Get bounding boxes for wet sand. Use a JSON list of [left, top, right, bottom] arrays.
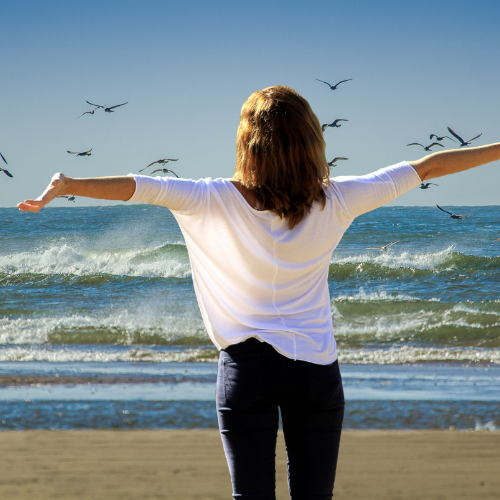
[[0, 430, 499, 499]]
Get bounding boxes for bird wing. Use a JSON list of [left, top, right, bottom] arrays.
[[429, 142, 444, 148], [166, 158, 178, 161], [456, 214, 472, 218], [316, 79, 331, 87], [407, 143, 423, 147], [77, 111, 93, 119], [322, 124, 328, 131], [334, 79, 352, 87], [429, 134, 438, 140], [331, 157, 348, 162], [365, 246, 382, 250], [83, 149, 92, 154], [1, 168, 13, 177], [86, 101, 104, 108], [333, 119, 348, 125], [168, 170, 179, 178], [436, 205, 453, 216], [0, 152, 7, 165], [67, 151, 79, 154], [443, 135, 456, 142], [447, 127, 465, 144], [107, 102, 128, 110], [384, 240, 400, 248], [150, 169, 162, 175], [466, 133, 482, 143]]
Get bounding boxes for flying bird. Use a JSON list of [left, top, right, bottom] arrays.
[[138, 159, 178, 173], [322, 119, 348, 132], [328, 157, 348, 167], [316, 78, 352, 90], [58, 195, 76, 202], [84, 101, 128, 113], [67, 149, 92, 156], [419, 182, 438, 189], [429, 134, 456, 143], [447, 127, 482, 147], [365, 240, 400, 252], [105, 102, 128, 113], [77, 108, 99, 119], [0, 168, 13, 178], [0, 152, 7, 165], [150, 168, 179, 177], [494, 238, 500, 242], [436, 205, 471, 220], [407, 142, 444, 152]]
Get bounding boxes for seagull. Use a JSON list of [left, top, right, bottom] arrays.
[[150, 168, 179, 177], [365, 240, 400, 252], [105, 102, 128, 113], [447, 127, 482, 147], [77, 108, 99, 119], [494, 238, 500, 242], [328, 157, 348, 167], [58, 195, 76, 202], [419, 182, 438, 189], [0, 152, 7, 165], [67, 149, 92, 156], [316, 78, 352, 90], [138, 159, 178, 173], [436, 205, 471, 220], [407, 142, 444, 152], [429, 134, 456, 143], [322, 119, 348, 131], [84, 101, 128, 113], [0, 168, 13, 178]]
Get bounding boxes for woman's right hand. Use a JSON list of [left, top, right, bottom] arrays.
[[17, 173, 68, 213]]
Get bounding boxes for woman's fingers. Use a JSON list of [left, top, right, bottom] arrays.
[[17, 173, 67, 212], [17, 200, 44, 213]]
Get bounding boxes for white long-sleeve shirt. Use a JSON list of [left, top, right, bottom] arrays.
[[129, 161, 421, 364]]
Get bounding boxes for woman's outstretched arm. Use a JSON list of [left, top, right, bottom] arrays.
[[410, 142, 500, 181], [17, 173, 136, 213]]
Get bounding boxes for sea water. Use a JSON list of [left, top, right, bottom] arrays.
[[1, 204, 499, 430]]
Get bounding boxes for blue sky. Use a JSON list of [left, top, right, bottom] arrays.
[[1, 0, 499, 207]]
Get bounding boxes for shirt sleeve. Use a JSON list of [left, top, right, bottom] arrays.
[[328, 161, 421, 218], [127, 174, 210, 215]]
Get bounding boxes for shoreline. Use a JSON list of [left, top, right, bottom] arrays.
[[0, 430, 499, 499]]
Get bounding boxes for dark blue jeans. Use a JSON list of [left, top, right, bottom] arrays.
[[216, 338, 345, 499]]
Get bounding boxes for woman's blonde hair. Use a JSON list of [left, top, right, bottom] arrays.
[[234, 85, 330, 229]]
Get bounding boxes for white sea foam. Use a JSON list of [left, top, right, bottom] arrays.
[[332, 246, 455, 271], [0, 242, 191, 278], [339, 347, 500, 365], [0, 306, 206, 345]]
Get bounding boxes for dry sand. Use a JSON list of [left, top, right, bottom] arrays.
[[0, 429, 499, 499]]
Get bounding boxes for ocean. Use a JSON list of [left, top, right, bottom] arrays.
[[1, 204, 499, 430]]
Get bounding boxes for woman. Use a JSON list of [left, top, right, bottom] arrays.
[[18, 86, 500, 499]]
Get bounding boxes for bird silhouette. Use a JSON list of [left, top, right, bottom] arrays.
[[407, 142, 444, 152], [365, 240, 400, 252], [316, 78, 352, 90], [58, 195, 76, 202], [84, 101, 128, 113], [328, 157, 348, 167], [322, 119, 348, 132], [77, 108, 99, 119], [429, 134, 456, 143], [0, 152, 7, 165], [105, 102, 128, 113], [0, 168, 13, 178], [67, 149, 92, 156], [436, 205, 471, 220], [150, 168, 179, 177], [447, 127, 482, 147], [419, 182, 438, 189], [138, 159, 178, 173]]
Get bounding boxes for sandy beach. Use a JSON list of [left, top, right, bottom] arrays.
[[0, 430, 498, 499]]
